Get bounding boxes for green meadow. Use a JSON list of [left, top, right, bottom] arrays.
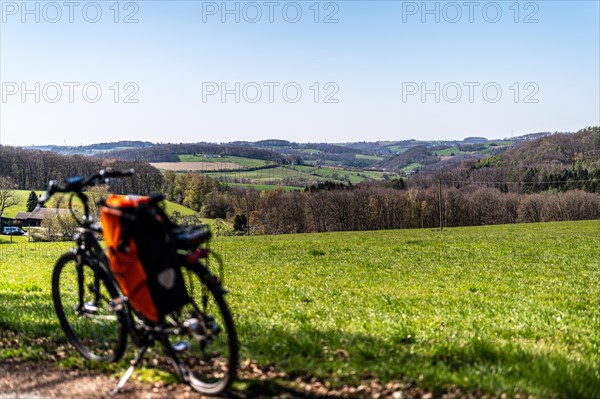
[[226, 183, 301, 191], [0, 221, 599, 398], [205, 165, 385, 187], [177, 154, 275, 169]]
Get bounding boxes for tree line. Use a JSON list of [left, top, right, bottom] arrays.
[[157, 173, 600, 235], [0, 145, 163, 194], [234, 185, 600, 234]]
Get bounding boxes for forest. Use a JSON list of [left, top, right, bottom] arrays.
[[0, 145, 163, 194]]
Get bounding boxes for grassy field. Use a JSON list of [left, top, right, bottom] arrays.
[[2, 190, 45, 219], [289, 165, 385, 184], [178, 155, 274, 169], [227, 183, 302, 192], [433, 147, 462, 156], [388, 145, 411, 153], [204, 166, 309, 182], [149, 161, 387, 191], [0, 221, 599, 398], [355, 154, 385, 161], [433, 142, 515, 157], [402, 162, 422, 171], [161, 200, 199, 216], [149, 155, 275, 171], [206, 165, 385, 187], [151, 161, 242, 171]]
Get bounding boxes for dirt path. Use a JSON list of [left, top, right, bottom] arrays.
[[0, 360, 225, 399], [0, 359, 453, 399]]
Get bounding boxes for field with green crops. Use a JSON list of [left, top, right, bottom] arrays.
[[1, 221, 599, 398]]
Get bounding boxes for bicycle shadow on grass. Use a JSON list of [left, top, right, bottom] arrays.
[[234, 322, 599, 399], [0, 293, 59, 340]]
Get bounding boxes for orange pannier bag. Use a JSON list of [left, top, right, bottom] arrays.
[[101, 195, 189, 323], [101, 195, 159, 322]]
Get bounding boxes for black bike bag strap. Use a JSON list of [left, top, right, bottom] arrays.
[[117, 212, 135, 254], [129, 200, 190, 320]]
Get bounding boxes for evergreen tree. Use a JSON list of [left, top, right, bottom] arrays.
[[26, 191, 38, 212], [233, 214, 248, 234]]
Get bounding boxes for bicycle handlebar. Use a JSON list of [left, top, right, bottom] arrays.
[[37, 169, 135, 208], [100, 169, 135, 180]]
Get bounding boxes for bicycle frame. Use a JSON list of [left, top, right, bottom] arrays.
[[71, 225, 224, 343], [72, 227, 106, 314], [71, 227, 154, 349]]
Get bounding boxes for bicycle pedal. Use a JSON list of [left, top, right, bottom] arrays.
[[108, 296, 127, 313], [172, 341, 191, 352]]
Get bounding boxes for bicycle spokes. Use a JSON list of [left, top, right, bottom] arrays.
[[53, 253, 126, 363]]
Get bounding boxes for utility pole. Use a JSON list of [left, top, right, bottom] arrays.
[[439, 179, 443, 231]]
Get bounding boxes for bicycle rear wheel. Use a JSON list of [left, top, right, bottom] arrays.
[[162, 276, 238, 395], [52, 252, 127, 362]]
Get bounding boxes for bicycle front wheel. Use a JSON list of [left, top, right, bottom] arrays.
[[52, 252, 127, 362], [163, 276, 238, 395]]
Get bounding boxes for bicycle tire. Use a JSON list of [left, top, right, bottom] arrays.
[[162, 275, 238, 395], [52, 252, 127, 362]]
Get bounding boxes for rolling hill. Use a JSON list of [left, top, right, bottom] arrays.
[[8, 128, 598, 193]]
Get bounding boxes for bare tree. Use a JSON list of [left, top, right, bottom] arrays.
[[0, 176, 18, 218]]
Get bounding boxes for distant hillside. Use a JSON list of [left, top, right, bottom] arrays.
[[375, 145, 439, 171], [484, 127, 599, 167], [83, 141, 154, 150], [101, 143, 286, 163], [254, 139, 292, 147], [343, 142, 395, 157], [23, 141, 154, 155], [450, 126, 600, 192], [14, 130, 593, 181], [511, 132, 553, 141]]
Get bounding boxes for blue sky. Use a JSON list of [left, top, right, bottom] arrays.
[[0, 1, 599, 146]]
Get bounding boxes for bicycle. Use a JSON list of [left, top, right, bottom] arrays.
[[39, 169, 238, 395]]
